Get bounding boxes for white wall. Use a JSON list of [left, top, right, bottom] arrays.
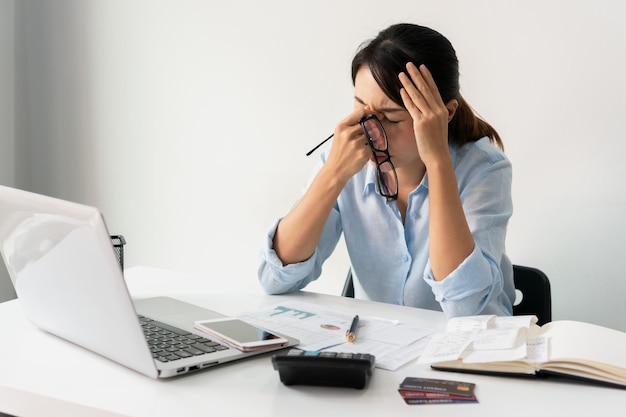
[[0, 0, 17, 302], [8, 0, 626, 330]]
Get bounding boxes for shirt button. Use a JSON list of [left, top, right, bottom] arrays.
[[402, 255, 409, 262]]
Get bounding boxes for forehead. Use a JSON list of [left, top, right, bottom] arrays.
[[354, 67, 403, 111]]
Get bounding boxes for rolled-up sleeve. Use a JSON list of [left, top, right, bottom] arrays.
[[258, 208, 343, 295], [424, 245, 509, 316], [423, 140, 514, 317], [257, 218, 316, 294]]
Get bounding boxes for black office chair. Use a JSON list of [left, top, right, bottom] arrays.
[[341, 269, 356, 299], [511, 265, 552, 326], [341, 265, 552, 325]]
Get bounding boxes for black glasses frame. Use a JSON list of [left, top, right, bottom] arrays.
[[305, 114, 398, 201], [359, 115, 398, 201], [305, 133, 334, 156]]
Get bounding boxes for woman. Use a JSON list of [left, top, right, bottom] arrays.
[[258, 23, 515, 317]]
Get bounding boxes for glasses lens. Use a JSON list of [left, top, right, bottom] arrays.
[[377, 160, 398, 198], [362, 118, 387, 151]]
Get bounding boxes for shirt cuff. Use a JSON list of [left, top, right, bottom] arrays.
[[423, 245, 494, 302], [261, 218, 316, 284]]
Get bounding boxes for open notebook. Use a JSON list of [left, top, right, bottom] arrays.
[[0, 185, 298, 378]]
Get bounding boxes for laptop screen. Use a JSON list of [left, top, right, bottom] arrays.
[[0, 185, 158, 377]]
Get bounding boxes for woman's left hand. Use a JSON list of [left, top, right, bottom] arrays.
[[398, 62, 452, 167]]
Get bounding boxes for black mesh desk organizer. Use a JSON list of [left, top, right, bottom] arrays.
[[110, 235, 126, 270]]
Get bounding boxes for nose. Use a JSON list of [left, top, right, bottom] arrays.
[[368, 109, 386, 121], [362, 104, 385, 121]]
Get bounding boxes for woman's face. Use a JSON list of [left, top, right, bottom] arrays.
[[353, 66, 421, 170]]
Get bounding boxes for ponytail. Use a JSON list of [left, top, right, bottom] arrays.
[[449, 96, 503, 150]]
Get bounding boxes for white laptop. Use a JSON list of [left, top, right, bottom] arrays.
[[0, 185, 297, 378]]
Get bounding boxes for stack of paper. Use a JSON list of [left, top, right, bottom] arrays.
[[419, 315, 626, 388], [418, 314, 540, 364], [237, 301, 435, 371]]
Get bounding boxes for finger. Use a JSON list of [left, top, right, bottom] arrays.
[[340, 105, 371, 127], [403, 63, 436, 110], [335, 114, 367, 143], [398, 72, 426, 116], [339, 124, 366, 143], [399, 86, 422, 120], [410, 63, 445, 108], [336, 106, 375, 147]]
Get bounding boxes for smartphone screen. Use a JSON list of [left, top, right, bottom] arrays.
[[199, 319, 281, 343], [194, 318, 288, 351]]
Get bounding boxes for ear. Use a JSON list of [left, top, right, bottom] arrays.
[[445, 99, 459, 122]]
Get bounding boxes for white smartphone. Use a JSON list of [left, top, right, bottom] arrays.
[[193, 317, 290, 352]]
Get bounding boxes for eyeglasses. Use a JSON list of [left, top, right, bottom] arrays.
[[360, 115, 398, 201], [306, 114, 398, 201]]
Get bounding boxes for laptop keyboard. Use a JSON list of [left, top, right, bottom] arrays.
[[138, 315, 230, 363]]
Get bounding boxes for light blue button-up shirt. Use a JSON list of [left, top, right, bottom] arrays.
[[258, 137, 514, 317]]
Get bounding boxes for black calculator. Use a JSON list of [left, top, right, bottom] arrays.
[[271, 349, 375, 389]]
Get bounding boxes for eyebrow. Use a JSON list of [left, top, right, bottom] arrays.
[[354, 96, 406, 113]]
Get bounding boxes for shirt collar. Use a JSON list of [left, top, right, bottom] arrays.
[[363, 163, 378, 197], [362, 162, 430, 199], [362, 142, 464, 197], [362, 143, 470, 199]]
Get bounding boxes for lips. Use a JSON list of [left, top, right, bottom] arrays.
[[370, 154, 389, 164]]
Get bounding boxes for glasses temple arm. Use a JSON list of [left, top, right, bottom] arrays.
[[305, 133, 334, 156]]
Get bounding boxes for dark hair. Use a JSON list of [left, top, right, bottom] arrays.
[[351, 23, 503, 149]]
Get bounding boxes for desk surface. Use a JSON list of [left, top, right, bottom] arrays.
[[0, 267, 623, 417]]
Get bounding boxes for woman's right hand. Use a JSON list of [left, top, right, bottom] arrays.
[[323, 107, 372, 182], [272, 107, 373, 266]]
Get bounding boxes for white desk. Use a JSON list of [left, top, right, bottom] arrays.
[[0, 267, 623, 417]]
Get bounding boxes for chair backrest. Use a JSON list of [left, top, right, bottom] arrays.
[[512, 265, 552, 325], [341, 269, 355, 298], [341, 265, 552, 325]]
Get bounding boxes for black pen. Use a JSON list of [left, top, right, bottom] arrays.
[[346, 315, 359, 343]]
